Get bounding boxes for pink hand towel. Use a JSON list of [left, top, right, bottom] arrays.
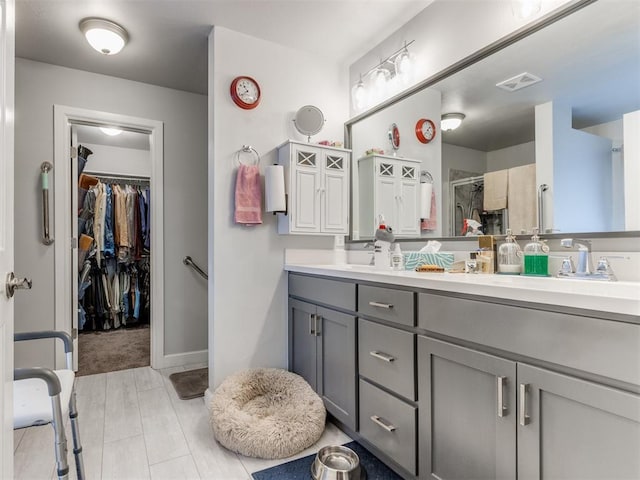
[[235, 164, 263, 225], [421, 190, 437, 231]]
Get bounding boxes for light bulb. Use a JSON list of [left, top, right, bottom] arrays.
[[394, 48, 412, 76], [100, 127, 123, 136], [80, 19, 128, 55], [351, 78, 366, 110], [441, 113, 465, 131], [511, 0, 541, 19]]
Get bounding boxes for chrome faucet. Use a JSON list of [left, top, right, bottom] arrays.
[[363, 242, 375, 265], [560, 238, 593, 275]]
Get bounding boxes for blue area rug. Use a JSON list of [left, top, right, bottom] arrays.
[[251, 441, 402, 480]]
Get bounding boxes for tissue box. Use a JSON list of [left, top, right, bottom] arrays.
[[403, 252, 455, 271]]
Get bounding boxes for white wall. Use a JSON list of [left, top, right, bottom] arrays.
[[348, 0, 571, 115], [486, 141, 535, 172], [208, 27, 348, 389], [81, 143, 152, 178], [535, 101, 613, 234], [623, 110, 640, 230], [14, 59, 208, 367]]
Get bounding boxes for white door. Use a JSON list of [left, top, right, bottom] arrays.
[[321, 151, 349, 234], [0, 0, 15, 476], [291, 146, 321, 233], [375, 160, 398, 230], [396, 162, 420, 236]]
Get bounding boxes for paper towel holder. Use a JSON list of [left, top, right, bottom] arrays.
[[420, 170, 433, 183], [265, 163, 288, 216]]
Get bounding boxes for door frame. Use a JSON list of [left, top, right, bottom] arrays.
[[53, 105, 164, 370], [0, 0, 14, 475]]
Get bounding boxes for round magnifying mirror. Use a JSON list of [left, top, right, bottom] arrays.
[[293, 105, 325, 142]]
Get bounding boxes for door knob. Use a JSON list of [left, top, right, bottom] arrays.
[[5, 272, 33, 299]]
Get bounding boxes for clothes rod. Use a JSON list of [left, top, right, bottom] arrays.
[[86, 172, 150, 186]]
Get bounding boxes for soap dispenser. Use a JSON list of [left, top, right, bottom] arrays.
[[498, 229, 523, 274], [522, 228, 549, 276]]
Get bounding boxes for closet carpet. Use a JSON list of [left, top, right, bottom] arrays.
[[78, 326, 150, 376]]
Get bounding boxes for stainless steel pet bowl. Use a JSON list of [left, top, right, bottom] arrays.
[[311, 445, 366, 480]]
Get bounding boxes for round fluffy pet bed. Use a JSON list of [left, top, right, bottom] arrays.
[[209, 368, 326, 459]]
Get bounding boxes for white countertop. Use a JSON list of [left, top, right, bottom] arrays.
[[285, 262, 640, 317]]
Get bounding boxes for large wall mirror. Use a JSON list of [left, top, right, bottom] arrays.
[[348, 0, 640, 241]]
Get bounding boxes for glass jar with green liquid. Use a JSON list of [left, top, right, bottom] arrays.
[[523, 228, 550, 276]]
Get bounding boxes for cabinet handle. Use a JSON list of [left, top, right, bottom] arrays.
[[309, 314, 316, 336], [368, 301, 394, 309], [497, 376, 508, 418], [370, 415, 396, 432], [369, 351, 395, 362], [519, 383, 531, 426], [315, 314, 321, 337]]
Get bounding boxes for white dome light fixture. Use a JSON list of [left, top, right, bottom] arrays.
[[79, 18, 128, 55], [441, 113, 466, 131]]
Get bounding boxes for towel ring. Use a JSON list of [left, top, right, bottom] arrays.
[[235, 145, 261, 166], [420, 170, 433, 184]]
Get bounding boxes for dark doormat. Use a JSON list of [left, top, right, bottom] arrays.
[[169, 367, 209, 399], [252, 441, 401, 479]]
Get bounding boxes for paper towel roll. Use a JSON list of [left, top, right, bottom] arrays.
[[265, 165, 286, 212], [420, 182, 433, 219]]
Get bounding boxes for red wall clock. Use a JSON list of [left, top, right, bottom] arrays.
[[415, 118, 436, 144], [230, 76, 261, 110]]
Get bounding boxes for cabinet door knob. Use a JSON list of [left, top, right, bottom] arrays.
[[370, 415, 396, 432], [519, 383, 531, 426], [369, 351, 395, 362]]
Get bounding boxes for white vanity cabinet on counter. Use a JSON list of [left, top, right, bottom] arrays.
[[277, 141, 350, 235], [358, 154, 421, 237]]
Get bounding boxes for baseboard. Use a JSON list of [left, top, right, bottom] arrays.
[[155, 349, 208, 369]]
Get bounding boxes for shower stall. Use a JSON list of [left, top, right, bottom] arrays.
[[450, 175, 507, 236]]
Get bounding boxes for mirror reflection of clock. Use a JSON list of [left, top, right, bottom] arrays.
[[388, 123, 400, 150], [415, 118, 436, 144]]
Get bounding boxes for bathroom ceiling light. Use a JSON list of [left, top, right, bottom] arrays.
[[79, 18, 128, 55], [441, 113, 465, 131], [351, 75, 366, 110], [100, 127, 123, 136], [511, 0, 542, 19]]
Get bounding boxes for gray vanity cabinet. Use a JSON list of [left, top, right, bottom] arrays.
[[418, 336, 517, 480], [517, 364, 640, 480], [288, 275, 357, 431]]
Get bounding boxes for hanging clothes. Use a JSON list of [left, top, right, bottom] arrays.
[[78, 178, 151, 332]]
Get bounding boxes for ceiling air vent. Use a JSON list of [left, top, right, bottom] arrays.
[[496, 72, 542, 92]]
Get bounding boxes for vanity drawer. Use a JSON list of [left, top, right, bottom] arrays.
[[289, 273, 355, 311], [418, 292, 640, 387], [359, 379, 417, 474], [359, 319, 415, 400], [358, 285, 414, 326]]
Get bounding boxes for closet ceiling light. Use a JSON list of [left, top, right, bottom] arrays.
[[79, 18, 128, 55], [100, 127, 123, 136], [441, 113, 466, 131]]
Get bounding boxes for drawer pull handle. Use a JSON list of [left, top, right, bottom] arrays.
[[370, 415, 396, 432], [369, 301, 393, 309], [519, 383, 531, 426], [497, 376, 508, 418], [369, 351, 395, 362]]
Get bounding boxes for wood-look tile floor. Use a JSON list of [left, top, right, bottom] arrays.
[[13, 365, 352, 480]]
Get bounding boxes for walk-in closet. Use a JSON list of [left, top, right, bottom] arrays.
[[74, 124, 152, 376]]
